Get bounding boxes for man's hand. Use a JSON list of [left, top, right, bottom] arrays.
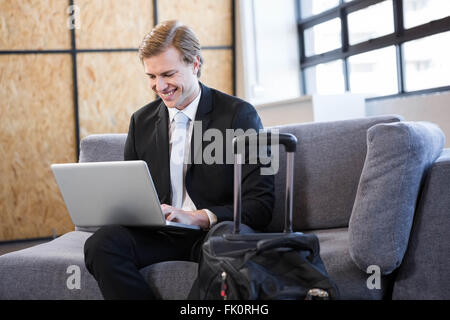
[[161, 204, 210, 230]]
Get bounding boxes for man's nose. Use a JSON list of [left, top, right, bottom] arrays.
[[155, 77, 167, 92]]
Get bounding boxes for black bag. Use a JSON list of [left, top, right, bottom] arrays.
[[189, 132, 339, 300]]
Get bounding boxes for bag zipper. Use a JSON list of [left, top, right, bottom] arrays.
[[220, 271, 228, 300], [218, 259, 251, 299]]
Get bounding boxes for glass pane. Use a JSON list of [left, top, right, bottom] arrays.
[[304, 18, 341, 56], [300, 0, 340, 19], [305, 60, 345, 94], [403, 31, 450, 91], [403, 0, 450, 29], [348, 0, 395, 45], [348, 46, 398, 96]]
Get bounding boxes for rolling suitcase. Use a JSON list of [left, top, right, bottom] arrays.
[[189, 132, 339, 300]]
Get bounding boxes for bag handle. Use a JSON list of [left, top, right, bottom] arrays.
[[255, 233, 318, 254], [232, 132, 298, 234]]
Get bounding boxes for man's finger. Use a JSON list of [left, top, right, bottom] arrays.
[[166, 212, 178, 222], [161, 204, 175, 216]]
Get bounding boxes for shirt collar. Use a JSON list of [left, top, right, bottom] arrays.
[[168, 88, 201, 124]]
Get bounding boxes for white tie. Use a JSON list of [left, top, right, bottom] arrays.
[[170, 112, 190, 208]]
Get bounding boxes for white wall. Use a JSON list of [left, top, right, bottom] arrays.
[[235, 0, 301, 105], [366, 91, 450, 148], [253, 91, 450, 149], [255, 94, 366, 127]]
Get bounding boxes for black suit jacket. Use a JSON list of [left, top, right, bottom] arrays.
[[124, 83, 274, 231]]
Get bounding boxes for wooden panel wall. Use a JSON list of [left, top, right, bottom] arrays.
[[158, 0, 233, 47], [74, 0, 154, 138], [158, 0, 234, 95], [0, 0, 71, 50], [77, 52, 153, 137], [0, 0, 234, 241], [74, 0, 153, 49], [201, 49, 234, 96], [0, 54, 76, 240]]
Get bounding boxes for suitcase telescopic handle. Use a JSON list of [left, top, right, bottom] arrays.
[[232, 132, 298, 234]]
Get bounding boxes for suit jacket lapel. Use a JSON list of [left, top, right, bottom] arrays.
[[155, 101, 171, 204], [189, 83, 213, 170]]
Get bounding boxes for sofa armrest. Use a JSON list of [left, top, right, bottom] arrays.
[[393, 149, 450, 299], [79, 134, 127, 163]]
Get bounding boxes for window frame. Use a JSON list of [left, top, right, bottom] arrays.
[[296, 0, 450, 100]]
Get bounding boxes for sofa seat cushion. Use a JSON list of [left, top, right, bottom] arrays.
[[143, 228, 398, 300], [0, 231, 199, 300], [0, 228, 396, 300], [139, 261, 198, 300], [144, 228, 396, 300], [305, 228, 394, 300], [0, 231, 102, 300], [349, 122, 445, 275]]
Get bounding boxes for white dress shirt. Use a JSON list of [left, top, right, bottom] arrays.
[[168, 89, 218, 228]]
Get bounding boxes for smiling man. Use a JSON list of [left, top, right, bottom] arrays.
[[144, 46, 201, 110], [83, 20, 274, 300]]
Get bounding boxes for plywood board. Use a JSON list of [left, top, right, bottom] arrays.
[[158, 0, 233, 47], [0, 0, 71, 50], [0, 54, 76, 241], [77, 52, 154, 138], [74, 0, 153, 49], [200, 49, 233, 95]]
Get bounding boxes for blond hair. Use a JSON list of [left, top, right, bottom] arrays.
[[138, 20, 204, 77]]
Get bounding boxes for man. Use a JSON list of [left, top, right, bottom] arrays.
[[84, 20, 274, 300]]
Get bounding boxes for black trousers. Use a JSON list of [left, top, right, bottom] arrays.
[[84, 225, 207, 300]]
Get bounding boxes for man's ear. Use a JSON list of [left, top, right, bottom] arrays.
[[193, 56, 201, 75]]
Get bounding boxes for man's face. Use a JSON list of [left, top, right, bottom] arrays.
[[143, 46, 200, 110]]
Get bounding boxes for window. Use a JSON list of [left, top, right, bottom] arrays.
[[403, 0, 450, 29], [304, 18, 342, 56], [347, 0, 394, 45], [348, 46, 398, 95], [403, 30, 450, 91], [298, 0, 450, 98], [301, 0, 340, 19], [305, 60, 345, 94]]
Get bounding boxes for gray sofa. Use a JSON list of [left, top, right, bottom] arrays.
[[1, 115, 449, 300]]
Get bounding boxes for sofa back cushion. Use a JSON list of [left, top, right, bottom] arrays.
[[79, 134, 127, 163], [266, 115, 402, 232], [348, 121, 445, 275], [78, 115, 403, 233]]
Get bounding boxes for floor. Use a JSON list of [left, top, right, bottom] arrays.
[[0, 238, 52, 256]]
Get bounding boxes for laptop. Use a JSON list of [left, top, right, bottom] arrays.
[[51, 160, 200, 231]]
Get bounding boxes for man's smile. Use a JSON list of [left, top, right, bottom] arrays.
[[160, 88, 177, 99]]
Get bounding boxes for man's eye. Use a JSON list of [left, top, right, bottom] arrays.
[[148, 75, 156, 79]]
